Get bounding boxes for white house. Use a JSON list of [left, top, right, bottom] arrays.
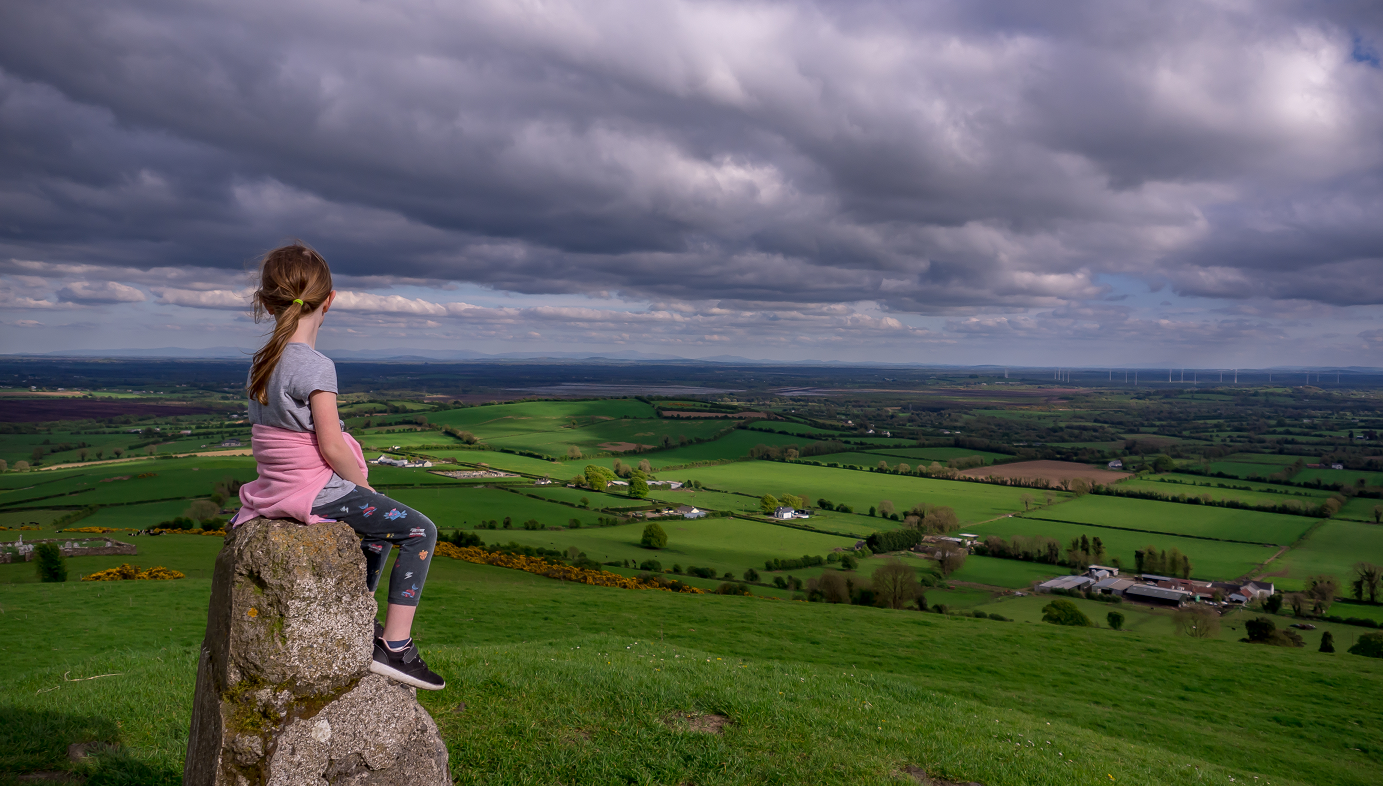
[[773, 506, 796, 519], [676, 505, 707, 519], [1107, 459, 1124, 470]]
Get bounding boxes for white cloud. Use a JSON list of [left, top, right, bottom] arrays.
[[56, 280, 146, 304]]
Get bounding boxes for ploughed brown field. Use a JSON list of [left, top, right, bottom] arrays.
[[958, 459, 1132, 484], [0, 398, 217, 422], [597, 441, 655, 452]]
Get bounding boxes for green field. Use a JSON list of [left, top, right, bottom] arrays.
[[2, 557, 1381, 785], [676, 462, 1059, 525], [1338, 497, 1383, 522], [1295, 467, 1383, 487], [457, 513, 855, 578], [860, 446, 1011, 464], [0, 508, 64, 528], [1118, 474, 1331, 507], [1270, 520, 1383, 591], [0, 518, 226, 585], [969, 516, 1277, 580], [1026, 494, 1317, 545], [945, 554, 1063, 588], [387, 486, 613, 530], [0, 457, 256, 507]]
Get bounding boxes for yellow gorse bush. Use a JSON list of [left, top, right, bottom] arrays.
[[61, 526, 126, 534], [434, 542, 704, 593], [82, 564, 186, 581]]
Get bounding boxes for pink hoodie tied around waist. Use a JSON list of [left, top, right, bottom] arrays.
[[236, 424, 368, 525]]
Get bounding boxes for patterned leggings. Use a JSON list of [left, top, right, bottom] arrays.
[[312, 487, 437, 607]]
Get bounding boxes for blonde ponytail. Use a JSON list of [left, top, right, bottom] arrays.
[[247, 243, 333, 404]]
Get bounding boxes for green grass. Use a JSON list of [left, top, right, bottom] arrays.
[[1270, 520, 1383, 590], [423, 449, 572, 476], [0, 518, 225, 584], [1027, 494, 1317, 545], [946, 555, 1062, 589], [2, 560, 1381, 785], [386, 486, 614, 530], [0, 457, 256, 508], [454, 514, 856, 578], [1338, 497, 1383, 522], [0, 509, 65, 528], [1119, 474, 1331, 507], [1295, 468, 1383, 487], [677, 462, 1060, 525], [970, 516, 1277, 581], [860, 447, 1011, 464]]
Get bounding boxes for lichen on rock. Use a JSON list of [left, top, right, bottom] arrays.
[[184, 518, 450, 785]]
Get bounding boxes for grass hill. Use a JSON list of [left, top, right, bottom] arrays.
[[3, 557, 1380, 785]]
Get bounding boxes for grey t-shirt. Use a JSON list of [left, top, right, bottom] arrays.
[[248, 343, 355, 505]]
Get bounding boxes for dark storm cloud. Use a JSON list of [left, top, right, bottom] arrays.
[[1, 0, 1382, 322]]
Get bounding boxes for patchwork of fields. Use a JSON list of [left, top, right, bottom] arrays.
[[1024, 494, 1319, 545]]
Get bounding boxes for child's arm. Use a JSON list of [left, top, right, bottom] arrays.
[[309, 390, 373, 491]]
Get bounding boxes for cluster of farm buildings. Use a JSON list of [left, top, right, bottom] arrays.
[[1035, 565, 1275, 608]]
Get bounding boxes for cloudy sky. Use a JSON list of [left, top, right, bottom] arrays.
[[2, 0, 1382, 366]]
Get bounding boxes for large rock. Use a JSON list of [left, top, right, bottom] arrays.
[[184, 518, 450, 785]]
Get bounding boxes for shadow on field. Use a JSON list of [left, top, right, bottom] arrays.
[[0, 706, 179, 786]]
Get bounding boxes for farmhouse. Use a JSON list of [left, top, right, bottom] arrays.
[[220, 438, 242, 447], [1107, 459, 1123, 470], [773, 506, 796, 519], [675, 505, 707, 519]]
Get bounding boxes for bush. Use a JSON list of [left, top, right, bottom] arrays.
[[1243, 616, 1304, 647], [640, 522, 668, 549], [35, 543, 67, 583], [1349, 631, 1383, 659], [1107, 611, 1125, 630], [714, 582, 752, 596], [988, 613, 1010, 622], [1041, 598, 1093, 627], [447, 529, 484, 548], [1320, 630, 1335, 653], [568, 518, 581, 529], [773, 576, 788, 589], [743, 567, 760, 582], [840, 554, 858, 571], [686, 566, 717, 579], [522, 518, 542, 530], [639, 559, 662, 572]]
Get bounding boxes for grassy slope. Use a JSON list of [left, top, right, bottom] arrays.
[[2, 559, 1381, 785], [1025, 494, 1317, 546]]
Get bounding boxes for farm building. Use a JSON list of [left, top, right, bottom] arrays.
[[1107, 459, 1124, 469], [1086, 564, 1119, 579], [372, 455, 433, 468], [1093, 577, 1134, 596], [1037, 576, 1094, 593], [773, 506, 796, 519], [1124, 584, 1191, 607], [220, 438, 242, 447], [675, 505, 707, 519]]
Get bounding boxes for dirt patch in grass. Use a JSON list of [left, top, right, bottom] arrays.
[[958, 460, 1131, 485], [662, 712, 730, 734], [898, 765, 983, 785], [598, 442, 656, 452]]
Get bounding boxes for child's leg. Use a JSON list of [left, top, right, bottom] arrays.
[[313, 487, 438, 639]]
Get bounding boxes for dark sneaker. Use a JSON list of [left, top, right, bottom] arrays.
[[371, 638, 445, 690], [374, 619, 384, 640]]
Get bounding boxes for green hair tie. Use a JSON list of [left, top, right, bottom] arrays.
[[293, 299, 304, 305]]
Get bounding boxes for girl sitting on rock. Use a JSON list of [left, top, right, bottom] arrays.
[[234, 242, 444, 691]]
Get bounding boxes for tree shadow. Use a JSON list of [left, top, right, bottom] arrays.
[[0, 706, 180, 785]]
